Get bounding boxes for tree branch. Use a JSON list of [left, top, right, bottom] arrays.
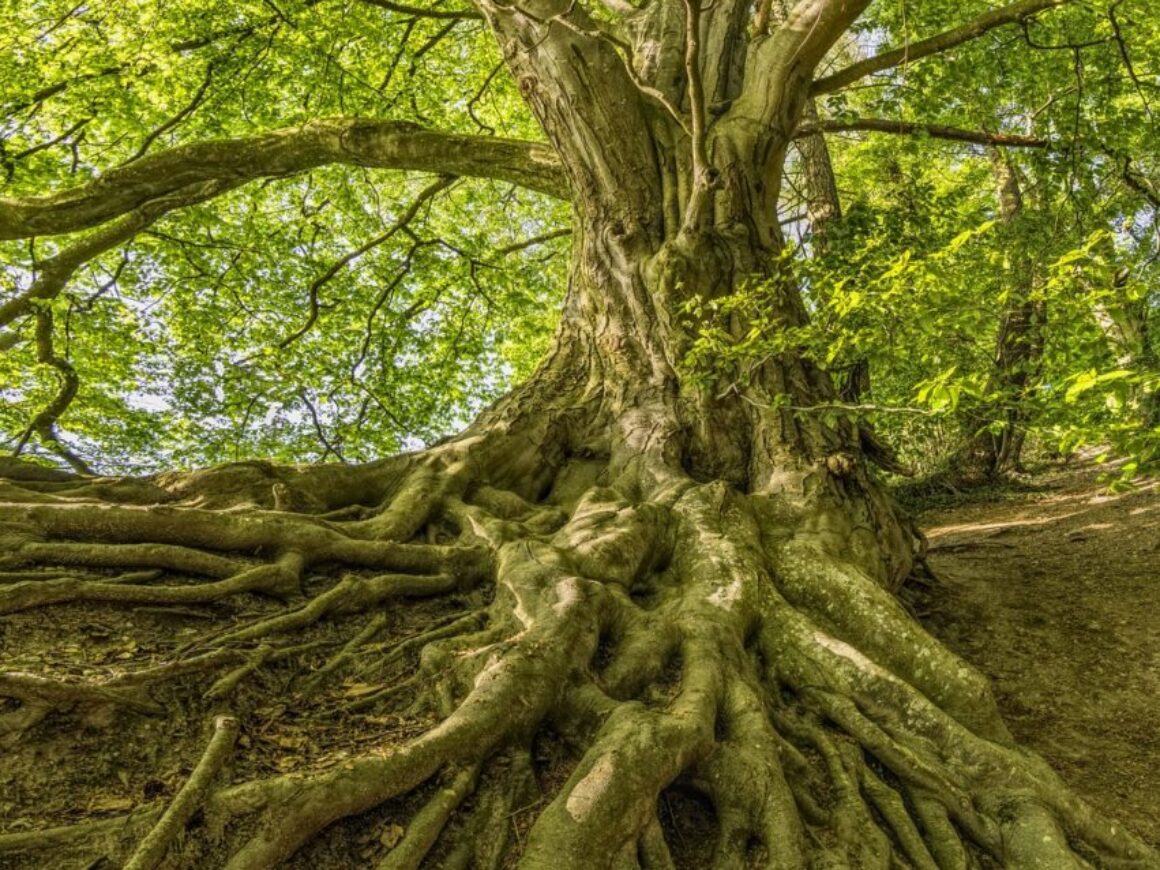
[[729, 0, 873, 133], [13, 309, 94, 475], [298, 391, 346, 463], [120, 62, 217, 166], [0, 119, 567, 241], [794, 118, 1050, 148], [3, 118, 92, 182], [681, 0, 713, 236], [812, 0, 1072, 95], [492, 227, 570, 257], [357, 0, 482, 19], [1119, 156, 1160, 209], [0, 180, 237, 328], [475, 0, 665, 230], [774, 0, 875, 75]]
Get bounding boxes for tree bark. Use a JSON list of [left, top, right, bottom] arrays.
[[953, 149, 1045, 481]]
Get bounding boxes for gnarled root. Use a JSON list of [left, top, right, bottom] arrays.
[[1, 435, 1156, 869]]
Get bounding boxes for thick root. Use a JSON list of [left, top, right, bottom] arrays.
[[1, 440, 1156, 870], [123, 714, 239, 870]]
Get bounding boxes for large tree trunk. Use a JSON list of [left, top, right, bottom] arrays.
[[1, 3, 1156, 868]]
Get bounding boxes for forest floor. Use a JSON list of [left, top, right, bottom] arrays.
[[906, 459, 1160, 847], [1, 459, 1157, 866]]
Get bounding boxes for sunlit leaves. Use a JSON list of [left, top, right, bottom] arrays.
[[1, 0, 563, 471]]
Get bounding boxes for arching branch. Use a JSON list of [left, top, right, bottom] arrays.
[[0, 120, 567, 241], [812, 0, 1072, 96], [794, 118, 1050, 149], [775, 0, 874, 74]]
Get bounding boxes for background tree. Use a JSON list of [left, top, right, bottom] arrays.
[[1, 1, 1158, 868], [766, 0, 1160, 484]]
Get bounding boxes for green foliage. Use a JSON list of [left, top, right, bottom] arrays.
[[1, 0, 564, 471], [801, 0, 1160, 481], [1, 0, 1157, 481], [686, 110, 1160, 479]]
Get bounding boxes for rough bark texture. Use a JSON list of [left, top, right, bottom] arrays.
[[2, 2, 1157, 868]]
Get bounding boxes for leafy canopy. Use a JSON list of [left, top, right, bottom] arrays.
[[1, 0, 1157, 478]]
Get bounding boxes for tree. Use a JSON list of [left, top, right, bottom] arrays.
[[950, 149, 1046, 480], [1, 1, 1158, 867]]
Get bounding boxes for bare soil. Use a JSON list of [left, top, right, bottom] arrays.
[[909, 462, 1160, 847]]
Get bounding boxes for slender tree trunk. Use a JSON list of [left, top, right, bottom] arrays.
[[798, 99, 842, 249], [1094, 269, 1160, 427], [796, 100, 908, 475], [953, 149, 1045, 481]]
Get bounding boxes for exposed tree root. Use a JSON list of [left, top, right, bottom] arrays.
[[0, 671, 163, 737], [375, 763, 480, 870], [1, 428, 1156, 869], [0, 541, 243, 577], [0, 553, 302, 614], [124, 714, 239, 870]]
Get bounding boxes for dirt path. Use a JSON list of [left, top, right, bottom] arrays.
[[910, 464, 1160, 846]]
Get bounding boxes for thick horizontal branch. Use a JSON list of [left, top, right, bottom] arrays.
[[794, 118, 1050, 148], [812, 0, 1072, 95], [0, 119, 567, 241]]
